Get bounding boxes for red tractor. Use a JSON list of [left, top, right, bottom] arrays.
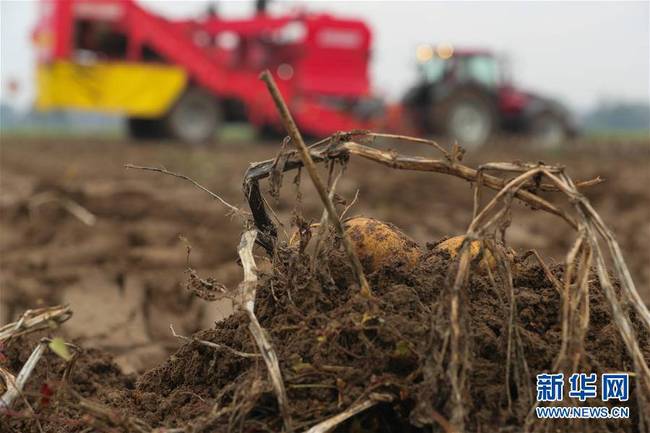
[[402, 44, 577, 148]]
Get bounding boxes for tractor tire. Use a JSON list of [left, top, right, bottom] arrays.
[[530, 111, 568, 150], [127, 117, 167, 141], [439, 90, 496, 150], [257, 123, 286, 142], [165, 88, 221, 145]]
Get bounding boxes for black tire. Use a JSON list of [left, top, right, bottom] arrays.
[[530, 112, 568, 150], [438, 90, 496, 150], [165, 88, 221, 145], [257, 123, 286, 142], [127, 117, 167, 141]]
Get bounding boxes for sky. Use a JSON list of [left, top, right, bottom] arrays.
[[1, 0, 649, 113]]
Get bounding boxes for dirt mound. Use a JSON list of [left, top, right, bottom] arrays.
[[3, 238, 648, 432], [1, 333, 134, 433]]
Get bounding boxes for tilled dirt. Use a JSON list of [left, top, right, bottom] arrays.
[[2, 240, 649, 432], [1, 135, 649, 432]]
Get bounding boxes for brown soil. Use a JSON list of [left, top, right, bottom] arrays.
[[3, 241, 649, 432], [1, 135, 649, 432]]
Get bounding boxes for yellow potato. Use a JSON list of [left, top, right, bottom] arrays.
[[434, 235, 496, 271], [288, 217, 422, 273], [343, 217, 422, 273]]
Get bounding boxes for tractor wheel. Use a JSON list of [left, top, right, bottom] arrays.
[[530, 112, 568, 149], [257, 123, 286, 142], [127, 117, 167, 141], [165, 88, 221, 145], [441, 91, 496, 150]]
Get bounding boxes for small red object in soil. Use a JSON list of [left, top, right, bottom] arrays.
[[40, 382, 54, 406]]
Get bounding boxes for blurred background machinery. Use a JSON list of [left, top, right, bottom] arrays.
[[33, 0, 379, 144], [31, 0, 579, 147]]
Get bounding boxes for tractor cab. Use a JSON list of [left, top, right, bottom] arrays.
[[417, 47, 501, 90], [417, 47, 535, 118]]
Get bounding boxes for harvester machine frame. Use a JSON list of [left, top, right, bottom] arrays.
[[33, 0, 385, 144]]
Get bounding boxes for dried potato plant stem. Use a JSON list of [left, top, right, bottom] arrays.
[[543, 170, 650, 384], [446, 166, 550, 429], [338, 142, 577, 229], [302, 393, 393, 433], [125, 164, 241, 214], [0, 341, 47, 409], [237, 230, 293, 433], [486, 239, 533, 413], [438, 161, 650, 432], [245, 140, 596, 237], [524, 250, 563, 295], [260, 70, 371, 297], [547, 169, 650, 331], [366, 132, 450, 157], [0, 305, 72, 341], [311, 166, 344, 270], [454, 164, 650, 432], [169, 324, 260, 359]]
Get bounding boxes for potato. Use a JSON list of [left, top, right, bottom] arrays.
[[434, 235, 496, 271], [343, 217, 422, 273], [288, 216, 422, 273]]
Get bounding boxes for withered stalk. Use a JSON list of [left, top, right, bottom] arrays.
[[259, 70, 371, 297]]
